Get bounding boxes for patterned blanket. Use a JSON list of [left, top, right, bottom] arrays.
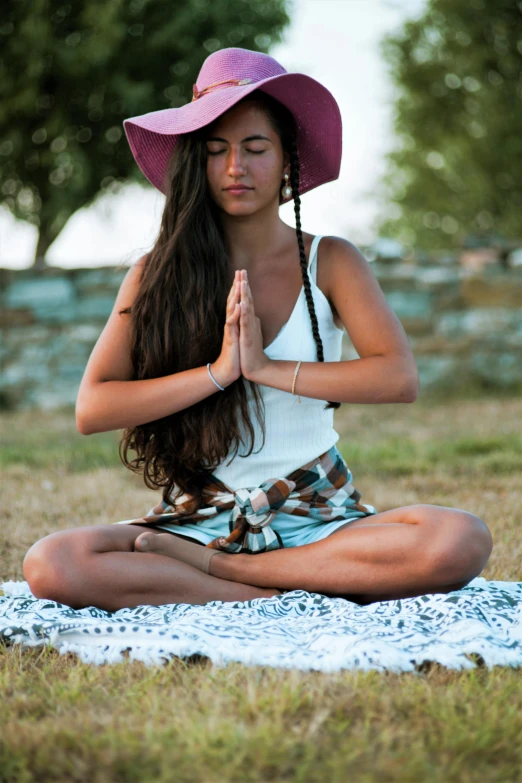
[[1, 577, 521, 671]]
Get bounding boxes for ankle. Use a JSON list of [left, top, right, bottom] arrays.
[[208, 550, 241, 580]]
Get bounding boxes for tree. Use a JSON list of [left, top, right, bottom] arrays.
[[372, 0, 522, 252], [0, 0, 291, 268]]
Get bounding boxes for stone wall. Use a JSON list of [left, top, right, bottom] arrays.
[[1, 261, 521, 411]]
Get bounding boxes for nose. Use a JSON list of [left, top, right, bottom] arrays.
[[225, 148, 247, 177]]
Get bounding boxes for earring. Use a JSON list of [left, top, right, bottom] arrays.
[[281, 172, 292, 199]]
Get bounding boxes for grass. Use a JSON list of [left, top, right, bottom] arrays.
[[1, 389, 522, 782]]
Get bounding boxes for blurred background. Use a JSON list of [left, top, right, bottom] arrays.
[[0, 0, 521, 410]]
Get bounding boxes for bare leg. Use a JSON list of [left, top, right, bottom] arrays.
[[22, 524, 282, 612], [204, 505, 493, 601]]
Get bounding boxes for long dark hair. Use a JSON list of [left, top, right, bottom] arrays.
[[118, 89, 341, 511]]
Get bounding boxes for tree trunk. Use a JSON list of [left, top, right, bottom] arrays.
[[32, 230, 54, 270]]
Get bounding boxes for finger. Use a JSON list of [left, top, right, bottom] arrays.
[[240, 298, 253, 330], [228, 305, 240, 326], [241, 279, 253, 309], [227, 291, 236, 315], [227, 279, 241, 312], [234, 301, 243, 329], [226, 301, 241, 324], [234, 280, 242, 309], [241, 281, 250, 306], [227, 272, 239, 301]]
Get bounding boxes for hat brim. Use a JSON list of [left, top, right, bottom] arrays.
[[123, 72, 342, 199]]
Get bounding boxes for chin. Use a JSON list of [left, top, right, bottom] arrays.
[[220, 201, 263, 216]]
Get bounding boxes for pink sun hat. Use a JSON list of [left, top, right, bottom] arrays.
[[123, 46, 343, 200]]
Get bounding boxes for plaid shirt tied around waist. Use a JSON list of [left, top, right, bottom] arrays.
[[116, 444, 377, 555]]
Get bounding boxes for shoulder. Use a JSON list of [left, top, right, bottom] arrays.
[[115, 252, 150, 309], [128, 251, 150, 283], [319, 235, 368, 272], [118, 251, 150, 278], [316, 235, 373, 305], [135, 251, 151, 271]]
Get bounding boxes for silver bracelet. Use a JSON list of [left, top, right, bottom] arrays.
[[207, 362, 225, 391]]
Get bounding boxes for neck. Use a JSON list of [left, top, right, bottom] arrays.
[[220, 206, 293, 273]]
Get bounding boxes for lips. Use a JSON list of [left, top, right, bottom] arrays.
[[224, 186, 252, 191]]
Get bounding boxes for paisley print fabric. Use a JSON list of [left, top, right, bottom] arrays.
[[1, 577, 521, 671]]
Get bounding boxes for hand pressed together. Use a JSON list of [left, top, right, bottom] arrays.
[[213, 269, 271, 388]]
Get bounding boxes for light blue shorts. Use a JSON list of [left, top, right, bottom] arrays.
[[150, 505, 378, 548]]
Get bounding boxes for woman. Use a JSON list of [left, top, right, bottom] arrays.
[[22, 47, 493, 612]]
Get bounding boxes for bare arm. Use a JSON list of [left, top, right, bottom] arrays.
[[249, 237, 419, 404], [249, 356, 416, 405], [77, 367, 229, 436], [75, 258, 231, 436]]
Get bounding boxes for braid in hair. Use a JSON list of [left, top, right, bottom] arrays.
[[288, 136, 340, 411]]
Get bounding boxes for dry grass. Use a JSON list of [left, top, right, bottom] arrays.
[[1, 392, 522, 781]]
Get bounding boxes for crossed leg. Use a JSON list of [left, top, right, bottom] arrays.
[[22, 523, 282, 612], [135, 503, 494, 604], [22, 504, 493, 611]]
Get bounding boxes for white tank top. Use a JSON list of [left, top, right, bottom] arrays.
[[212, 235, 345, 490]]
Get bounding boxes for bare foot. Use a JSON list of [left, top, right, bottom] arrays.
[[134, 531, 204, 558], [134, 531, 283, 597]]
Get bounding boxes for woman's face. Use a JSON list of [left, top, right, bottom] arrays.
[[204, 101, 290, 215]]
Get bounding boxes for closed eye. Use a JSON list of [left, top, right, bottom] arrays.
[[207, 150, 266, 155]]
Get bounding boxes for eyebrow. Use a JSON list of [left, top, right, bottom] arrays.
[[205, 135, 273, 143]]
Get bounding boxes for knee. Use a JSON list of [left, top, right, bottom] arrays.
[[23, 532, 75, 604], [430, 509, 494, 582]]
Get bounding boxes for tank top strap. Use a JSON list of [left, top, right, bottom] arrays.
[[307, 235, 323, 283]]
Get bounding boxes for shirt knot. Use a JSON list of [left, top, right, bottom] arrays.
[[231, 479, 297, 529]]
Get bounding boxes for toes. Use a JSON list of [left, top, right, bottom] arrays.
[[134, 532, 160, 552]]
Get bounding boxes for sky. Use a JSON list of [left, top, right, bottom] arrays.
[[0, 0, 428, 269]]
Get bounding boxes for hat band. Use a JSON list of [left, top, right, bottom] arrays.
[[191, 77, 255, 102]]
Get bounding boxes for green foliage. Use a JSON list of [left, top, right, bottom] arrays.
[[0, 0, 291, 264], [338, 432, 522, 479], [373, 0, 522, 251]]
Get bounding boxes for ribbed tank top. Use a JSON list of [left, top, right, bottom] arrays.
[[212, 235, 345, 490]]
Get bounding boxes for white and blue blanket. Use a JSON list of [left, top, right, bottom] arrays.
[[1, 577, 521, 671]]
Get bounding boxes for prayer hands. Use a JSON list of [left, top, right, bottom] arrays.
[[236, 270, 270, 382], [213, 270, 270, 388]]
